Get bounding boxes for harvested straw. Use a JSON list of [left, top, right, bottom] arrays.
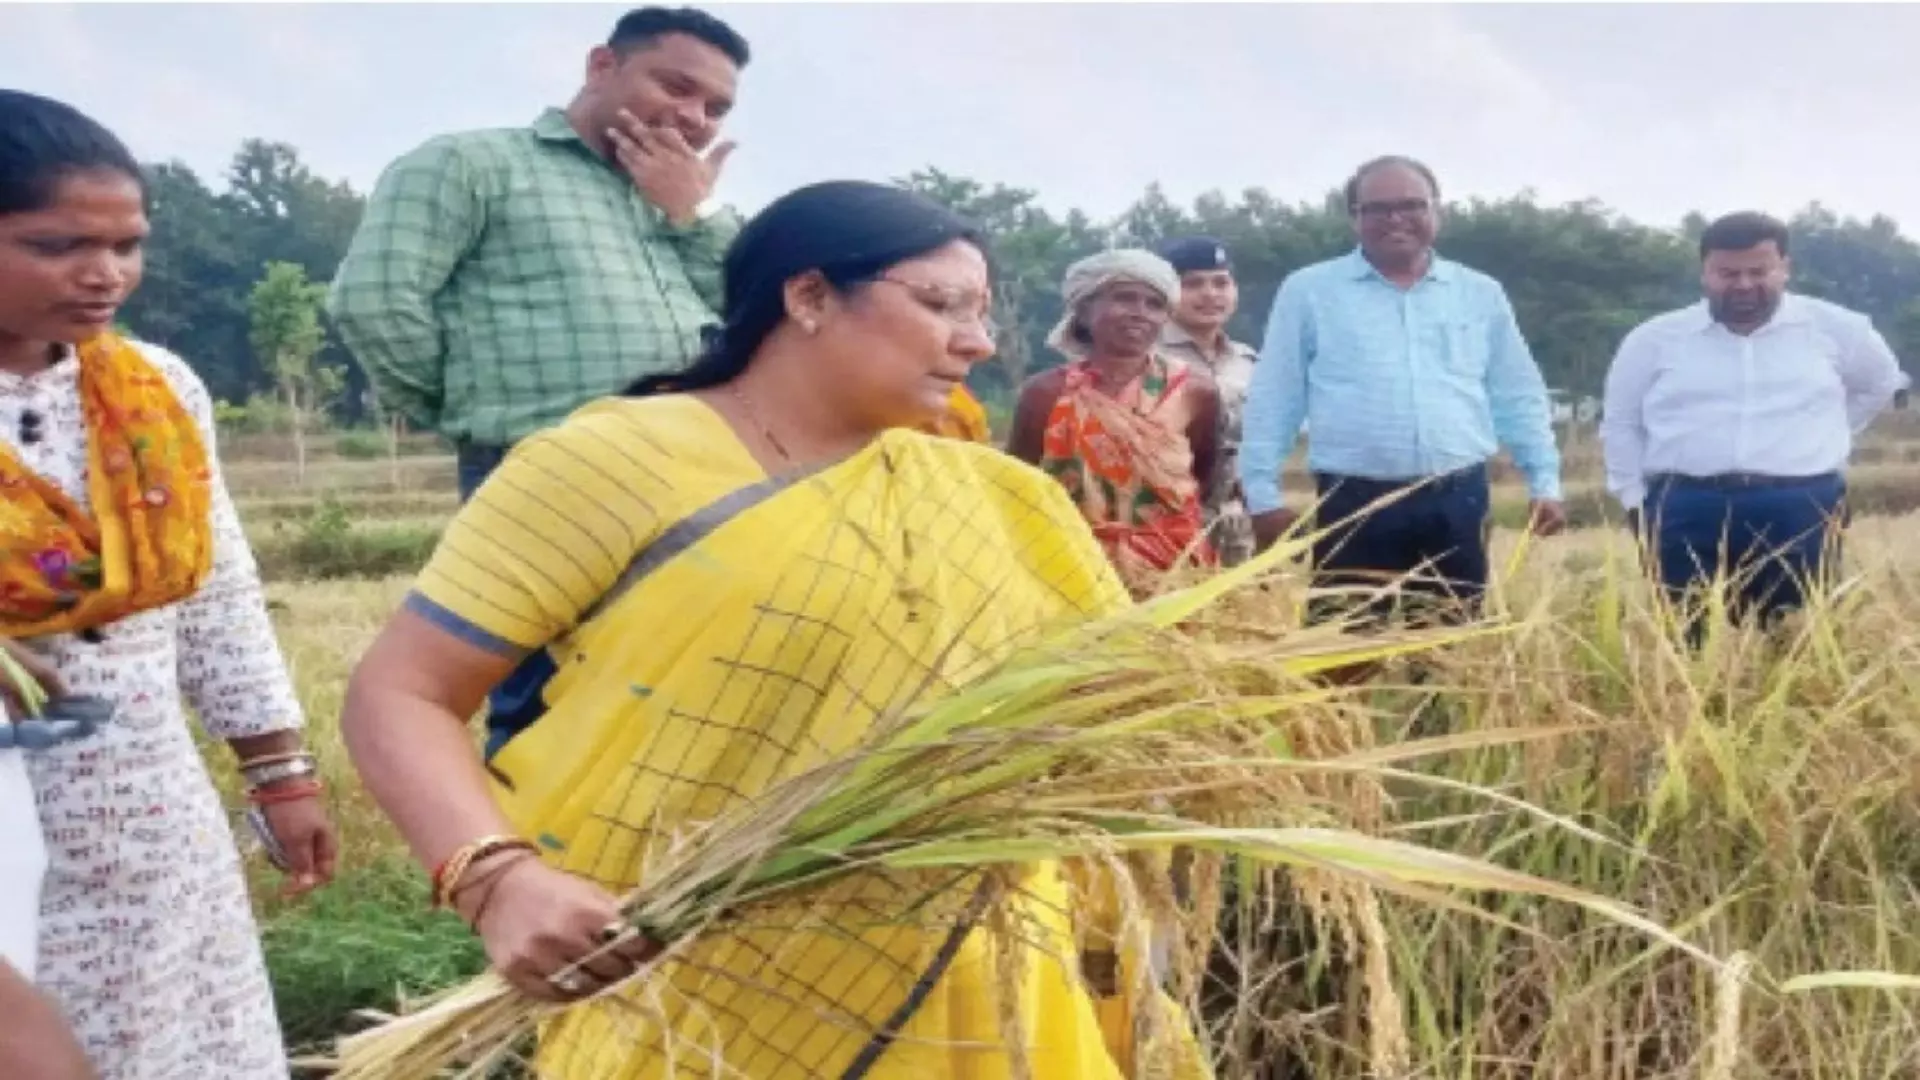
[[329, 538, 1713, 1079]]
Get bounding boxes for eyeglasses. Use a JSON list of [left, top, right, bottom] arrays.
[[1354, 198, 1433, 221], [876, 276, 999, 338]]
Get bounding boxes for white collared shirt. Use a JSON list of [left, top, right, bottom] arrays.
[[1601, 293, 1907, 509]]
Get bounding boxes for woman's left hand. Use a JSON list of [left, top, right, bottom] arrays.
[[259, 789, 339, 898]]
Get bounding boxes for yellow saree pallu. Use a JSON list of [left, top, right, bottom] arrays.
[[419, 396, 1207, 1079]]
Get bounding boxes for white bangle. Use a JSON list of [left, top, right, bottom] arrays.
[[243, 757, 317, 789]]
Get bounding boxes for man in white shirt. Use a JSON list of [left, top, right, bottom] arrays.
[[1601, 211, 1906, 627]]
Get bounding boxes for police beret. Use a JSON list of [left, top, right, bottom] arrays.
[[1157, 236, 1232, 274]]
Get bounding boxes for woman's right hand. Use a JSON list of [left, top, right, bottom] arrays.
[[452, 853, 662, 1003]]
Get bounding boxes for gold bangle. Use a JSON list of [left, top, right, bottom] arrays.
[[451, 849, 540, 927], [432, 835, 539, 909]]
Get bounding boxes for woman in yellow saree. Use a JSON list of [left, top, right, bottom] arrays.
[[342, 181, 1205, 1079]]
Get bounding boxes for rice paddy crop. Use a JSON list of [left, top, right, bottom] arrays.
[[230, 464, 1920, 1078]]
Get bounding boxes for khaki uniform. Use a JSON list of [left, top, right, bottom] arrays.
[[1161, 323, 1258, 565]]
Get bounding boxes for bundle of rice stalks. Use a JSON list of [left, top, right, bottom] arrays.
[[329, 540, 1715, 1079]]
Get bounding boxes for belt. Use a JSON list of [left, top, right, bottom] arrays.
[[1315, 463, 1487, 496], [1649, 471, 1840, 492]]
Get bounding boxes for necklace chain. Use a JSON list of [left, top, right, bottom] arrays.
[[727, 382, 793, 464]]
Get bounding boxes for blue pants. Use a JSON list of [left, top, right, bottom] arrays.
[[1309, 465, 1491, 627], [457, 443, 559, 760], [1646, 473, 1846, 628]]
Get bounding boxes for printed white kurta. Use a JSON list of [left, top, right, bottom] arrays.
[[0, 341, 298, 1079]]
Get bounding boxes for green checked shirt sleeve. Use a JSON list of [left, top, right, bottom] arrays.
[[328, 136, 483, 433], [328, 110, 730, 447], [661, 209, 738, 313]]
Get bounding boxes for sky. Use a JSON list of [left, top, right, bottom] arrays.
[[5, 2, 1920, 232]]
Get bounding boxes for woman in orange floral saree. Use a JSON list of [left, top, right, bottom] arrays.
[[1008, 250, 1221, 597]]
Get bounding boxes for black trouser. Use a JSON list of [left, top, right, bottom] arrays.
[[1645, 471, 1846, 636], [1307, 465, 1491, 627]]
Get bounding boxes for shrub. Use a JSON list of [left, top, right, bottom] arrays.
[[333, 431, 390, 461], [251, 498, 441, 581], [216, 393, 301, 436]]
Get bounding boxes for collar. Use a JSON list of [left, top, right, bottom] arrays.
[[1161, 322, 1254, 361], [1343, 246, 1455, 284], [1685, 293, 1812, 335], [1160, 322, 1205, 349], [531, 107, 592, 148]]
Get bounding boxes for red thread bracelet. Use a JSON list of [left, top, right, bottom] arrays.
[[248, 779, 324, 806]]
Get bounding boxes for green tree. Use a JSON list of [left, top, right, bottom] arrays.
[[115, 138, 1920, 422], [226, 139, 363, 279], [118, 161, 254, 396], [119, 144, 365, 412], [1444, 195, 1694, 395], [248, 261, 337, 481]]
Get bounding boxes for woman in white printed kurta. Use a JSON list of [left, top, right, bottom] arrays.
[[0, 89, 337, 1079], [3, 344, 302, 1077]]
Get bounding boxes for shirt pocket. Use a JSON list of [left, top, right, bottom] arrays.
[[1420, 314, 1486, 381]]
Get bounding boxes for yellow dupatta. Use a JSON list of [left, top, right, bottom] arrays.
[[415, 394, 1207, 1078], [0, 334, 214, 636]]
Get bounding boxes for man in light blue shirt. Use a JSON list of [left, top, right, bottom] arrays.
[[1238, 156, 1564, 620], [1602, 210, 1904, 630]]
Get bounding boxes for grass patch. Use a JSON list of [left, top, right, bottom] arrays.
[[332, 430, 394, 461], [264, 858, 485, 1052], [249, 497, 442, 581], [238, 489, 459, 525]]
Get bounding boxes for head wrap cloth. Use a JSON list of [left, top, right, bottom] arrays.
[[1046, 248, 1182, 358]]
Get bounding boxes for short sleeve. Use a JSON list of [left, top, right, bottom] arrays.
[[408, 406, 674, 654]]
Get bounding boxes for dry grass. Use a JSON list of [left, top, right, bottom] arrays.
[[249, 577, 415, 861], [1256, 516, 1920, 1079]]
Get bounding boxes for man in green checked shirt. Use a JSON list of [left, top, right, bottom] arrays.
[[329, 5, 749, 497], [328, 6, 750, 754]]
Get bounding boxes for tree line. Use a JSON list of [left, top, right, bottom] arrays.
[[121, 141, 1920, 423]]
